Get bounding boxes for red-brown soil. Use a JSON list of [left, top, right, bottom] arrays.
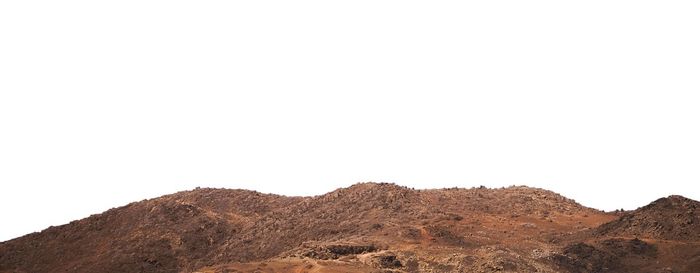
[[0, 183, 697, 273]]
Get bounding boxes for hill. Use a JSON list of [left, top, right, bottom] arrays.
[[594, 195, 699, 240], [548, 195, 700, 273], [1, 183, 698, 273]]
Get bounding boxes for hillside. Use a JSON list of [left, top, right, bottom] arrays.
[[1, 183, 698, 273], [0, 188, 302, 273], [549, 195, 700, 273], [594, 195, 699, 241]]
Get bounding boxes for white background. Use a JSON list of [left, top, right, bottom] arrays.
[[1, 0, 699, 242]]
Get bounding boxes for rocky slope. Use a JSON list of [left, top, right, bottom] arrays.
[[0, 183, 697, 273], [548, 195, 700, 273], [0, 188, 301, 273], [594, 195, 699, 241]]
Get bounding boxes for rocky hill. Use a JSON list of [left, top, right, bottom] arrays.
[[594, 195, 699, 241], [0, 188, 301, 273], [0, 183, 698, 273], [548, 195, 700, 273]]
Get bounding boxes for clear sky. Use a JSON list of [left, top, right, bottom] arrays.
[[1, 0, 699, 242]]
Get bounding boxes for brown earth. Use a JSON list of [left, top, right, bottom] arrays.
[[0, 182, 698, 273]]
